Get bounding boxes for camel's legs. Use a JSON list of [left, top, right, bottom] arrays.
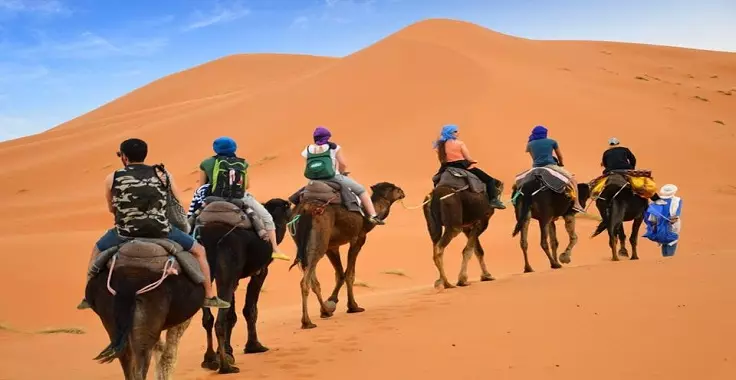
[[213, 274, 239, 374], [608, 202, 625, 262], [457, 226, 479, 286], [325, 247, 345, 306], [549, 221, 561, 266], [559, 214, 578, 264], [433, 228, 461, 289], [200, 308, 219, 370], [243, 268, 269, 353], [467, 229, 494, 281], [118, 344, 135, 380], [629, 216, 644, 260], [520, 216, 533, 273], [345, 235, 367, 313], [616, 224, 629, 257], [300, 262, 320, 329], [300, 225, 329, 329], [224, 293, 237, 360], [308, 264, 334, 318], [155, 317, 192, 380], [539, 219, 561, 269]]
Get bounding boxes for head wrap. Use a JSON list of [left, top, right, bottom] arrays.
[[213, 136, 237, 157], [313, 126, 332, 145], [528, 125, 548, 142], [433, 124, 458, 148]]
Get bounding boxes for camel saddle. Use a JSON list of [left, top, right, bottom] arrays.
[[90, 238, 205, 284], [196, 198, 253, 230], [513, 167, 570, 194], [589, 169, 656, 199], [288, 180, 363, 214], [432, 167, 486, 193]]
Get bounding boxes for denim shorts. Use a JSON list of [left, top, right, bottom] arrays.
[[95, 226, 195, 251]]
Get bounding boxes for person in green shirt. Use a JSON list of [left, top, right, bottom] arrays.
[[198, 137, 290, 261]]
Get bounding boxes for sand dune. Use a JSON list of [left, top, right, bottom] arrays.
[[1, 18, 735, 379]]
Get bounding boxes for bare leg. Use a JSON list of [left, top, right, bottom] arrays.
[[358, 192, 385, 224], [266, 228, 290, 261]]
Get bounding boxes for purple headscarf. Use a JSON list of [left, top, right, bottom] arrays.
[[313, 126, 332, 145], [528, 125, 548, 142]]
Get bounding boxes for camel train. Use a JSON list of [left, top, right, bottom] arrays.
[[82, 127, 675, 378]]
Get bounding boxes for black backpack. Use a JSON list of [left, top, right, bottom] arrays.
[[209, 156, 249, 200]]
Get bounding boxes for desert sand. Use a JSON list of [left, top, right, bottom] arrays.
[[1, 18, 735, 379]]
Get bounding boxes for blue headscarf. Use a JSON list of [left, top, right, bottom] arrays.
[[528, 125, 548, 142], [433, 124, 458, 148], [213, 136, 237, 157]]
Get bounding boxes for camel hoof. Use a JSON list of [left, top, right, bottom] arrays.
[[225, 353, 235, 365], [619, 251, 629, 257], [551, 262, 562, 269], [218, 365, 240, 374], [456, 280, 470, 287], [480, 274, 495, 282], [524, 267, 534, 273], [324, 300, 337, 313], [201, 360, 219, 371], [434, 279, 454, 290], [301, 322, 317, 329], [244, 343, 269, 354], [347, 306, 365, 314], [630, 256, 639, 261], [559, 254, 571, 264], [611, 256, 620, 262], [320, 310, 334, 319]]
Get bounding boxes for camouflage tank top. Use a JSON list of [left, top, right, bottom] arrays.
[[111, 164, 171, 238]]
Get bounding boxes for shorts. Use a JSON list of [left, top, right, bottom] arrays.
[[95, 226, 195, 252]]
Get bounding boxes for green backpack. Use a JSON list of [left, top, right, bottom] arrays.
[[210, 156, 249, 200], [304, 146, 336, 180]]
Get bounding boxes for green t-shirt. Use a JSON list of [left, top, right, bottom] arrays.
[[199, 157, 217, 184]]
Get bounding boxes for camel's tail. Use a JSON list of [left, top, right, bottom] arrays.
[[591, 184, 624, 239], [425, 192, 443, 243], [290, 211, 313, 271], [512, 182, 534, 237], [93, 277, 138, 364]]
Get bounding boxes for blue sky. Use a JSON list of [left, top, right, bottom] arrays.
[[1, 0, 734, 142]]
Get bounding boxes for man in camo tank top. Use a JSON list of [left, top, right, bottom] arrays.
[[77, 138, 230, 310]]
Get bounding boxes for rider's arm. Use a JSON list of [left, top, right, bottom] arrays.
[[335, 148, 348, 174], [244, 172, 250, 190], [104, 173, 114, 214], [198, 170, 208, 186], [553, 144, 565, 166], [627, 149, 637, 168]]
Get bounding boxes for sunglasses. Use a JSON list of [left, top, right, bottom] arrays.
[[116, 151, 122, 157]]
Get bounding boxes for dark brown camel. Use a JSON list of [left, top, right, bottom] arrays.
[[511, 171, 591, 273], [422, 173, 502, 289], [85, 242, 205, 380], [586, 170, 652, 261], [196, 198, 292, 374], [289, 182, 405, 329]]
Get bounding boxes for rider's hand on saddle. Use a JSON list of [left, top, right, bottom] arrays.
[[342, 171, 350, 176]]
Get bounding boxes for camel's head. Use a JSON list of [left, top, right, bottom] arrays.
[[370, 182, 405, 203], [264, 198, 293, 243], [577, 183, 591, 208]]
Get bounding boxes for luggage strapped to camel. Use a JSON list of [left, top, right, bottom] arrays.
[[588, 169, 657, 200], [191, 196, 269, 240]]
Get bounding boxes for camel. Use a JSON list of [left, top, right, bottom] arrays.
[[586, 170, 653, 261], [85, 239, 206, 380], [422, 167, 502, 289], [288, 181, 405, 329], [511, 167, 591, 273], [196, 198, 292, 374]]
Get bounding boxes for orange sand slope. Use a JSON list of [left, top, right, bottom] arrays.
[[1, 18, 735, 379]]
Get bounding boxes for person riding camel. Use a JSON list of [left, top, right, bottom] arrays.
[[77, 138, 231, 310], [301, 126, 386, 225], [198, 136, 291, 261], [525, 125, 585, 212], [600, 137, 637, 174], [432, 124, 506, 209]]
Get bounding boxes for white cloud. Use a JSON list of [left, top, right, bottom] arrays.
[[0, 0, 71, 15], [184, 1, 250, 31], [14, 31, 168, 60]]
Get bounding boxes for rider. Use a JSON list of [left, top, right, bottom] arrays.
[[432, 124, 506, 209], [198, 136, 290, 261], [78, 138, 231, 310], [600, 137, 637, 174], [525, 125, 585, 212], [301, 126, 386, 225]]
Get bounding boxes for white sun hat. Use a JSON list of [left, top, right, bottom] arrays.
[[608, 137, 620, 146], [659, 184, 678, 199]]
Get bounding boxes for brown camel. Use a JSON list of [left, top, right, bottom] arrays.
[[511, 168, 591, 273], [288, 181, 405, 329], [422, 167, 503, 289]]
